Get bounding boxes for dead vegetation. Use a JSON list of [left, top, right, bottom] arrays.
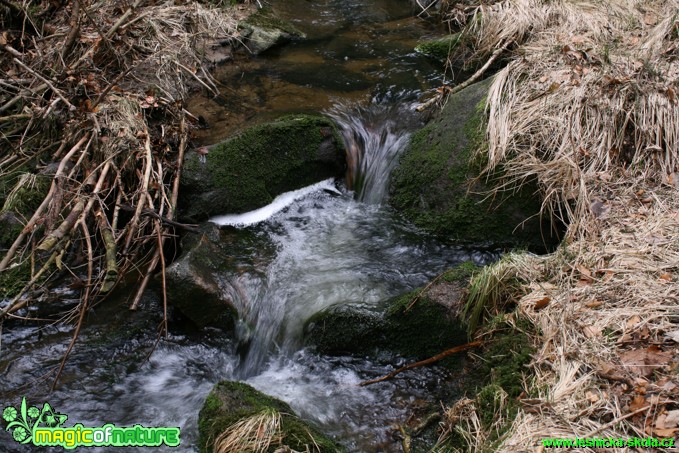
[[0, 0, 243, 385], [435, 0, 679, 450]]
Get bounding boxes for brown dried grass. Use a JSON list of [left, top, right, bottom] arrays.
[[442, 0, 679, 450]]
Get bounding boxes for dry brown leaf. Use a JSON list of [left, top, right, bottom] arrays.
[[585, 390, 599, 403], [585, 299, 604, 308], [583, 325, 602, 338], [577, 264, 593, 280], [650, 427, 679, 437], [534, 297, 550, 310], [659, 273, 673, 282], [665, 330, 679, 343], [626, 315, 642, 328], [620, 347, 673, 377], [629, 395, 648, 412], [644, 13, 658, 25]]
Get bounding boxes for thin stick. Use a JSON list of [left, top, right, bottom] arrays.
[[404, 270, 449, 312], [122, 131, 152, 254], [51, 220, 93, 392], [360, 341, 483, 386], [12, 57, 76, 111], [416, 40, 512, 112]]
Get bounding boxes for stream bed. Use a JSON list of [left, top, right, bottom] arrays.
[[0, 1, 497, 452]]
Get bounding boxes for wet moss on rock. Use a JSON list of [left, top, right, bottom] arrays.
[[415, 33, 463, 64], [198, 381, 345, 453], [304, 262, 476, 361], [180, 114, 345, 221], [389, 78, 554, 251]]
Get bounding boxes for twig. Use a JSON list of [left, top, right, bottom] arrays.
[[416, 39, 513, 112], [96, 209, 118, 294], [12, 57, 76, 111], [116, 204, 199, 233], [105, 0, 144, 38], [359, 341, 483, 386], [404, 270, 449, 312], [50, 220, 93, 391], [122, 130, 152, 254]]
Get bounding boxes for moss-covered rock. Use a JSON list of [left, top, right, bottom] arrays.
[[304, 263, 476, 361], [415, 33, 463, 64], [179, 114, 345, 221], [198, 381, 345, 453], [239, 7, 306, 55], [164, 223, 277, 329], [389, 78, 557, 251]]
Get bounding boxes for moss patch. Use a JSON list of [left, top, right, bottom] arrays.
[[180, 114, 345, 221], [415, 34, 462, 64], [389, 78, 553, 251], [304, 262, 477, 362], [198, 381, 345, 453]]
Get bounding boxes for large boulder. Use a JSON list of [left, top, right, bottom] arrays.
[[179, 114, 345, 222], [389, 78, 558, 251], [304, 262, 476, 361], [198, 381, 345, 453], [164, 223, 276, 329]]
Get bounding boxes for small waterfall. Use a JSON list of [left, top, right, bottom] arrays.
[[328, 102, 416, 204]]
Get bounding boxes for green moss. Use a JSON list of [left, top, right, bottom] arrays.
[[198, 381, 344, 453], [442, 261, 479, 283], [0, 261, 31, 299], [181, 114, 344, 220], [1, 172, 50, 217], [415, 34, 462, 63], [389, 79, 550, 250]]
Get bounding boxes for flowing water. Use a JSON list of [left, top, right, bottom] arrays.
[[0, 1, 501, 452]]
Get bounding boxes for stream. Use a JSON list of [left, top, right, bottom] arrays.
[[1, 1, 497, 452]]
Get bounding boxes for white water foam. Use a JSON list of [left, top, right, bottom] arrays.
[[209, 179, 339, 227]]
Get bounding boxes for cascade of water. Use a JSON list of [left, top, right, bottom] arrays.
[[328, 102, 418, 204]]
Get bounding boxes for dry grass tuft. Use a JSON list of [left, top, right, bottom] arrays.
[[442, 0, 679, 450], [213, 409, 283, 453]]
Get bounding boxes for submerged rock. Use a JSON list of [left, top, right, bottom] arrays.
[[240, 7, 306, 55], [164, 223, 276, 329], [304, 262, 475, 360], [179, 114, 345, 222], [415, 34, 463, 64], [389, 78, 557, 251], [198, 381, 345, 453]]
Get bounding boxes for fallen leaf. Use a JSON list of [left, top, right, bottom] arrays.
[[585, 390, 599, 403], [629, 395, 647, 412], [0, 32, 7, 46], [534, 297, 550, 310], [585, 299, 603, 308], [659, 273, 673, 282], [644, 13, 658, 25], [620, 347, 673, 377], [583, 325, 602, 338], [664, 410, 679, 428], [577, 264, 593, 279], [665, 330, 679, 342], [626, 315, 642, 329], [571, 35, 586, 44], [652, 427, 679, 437]]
